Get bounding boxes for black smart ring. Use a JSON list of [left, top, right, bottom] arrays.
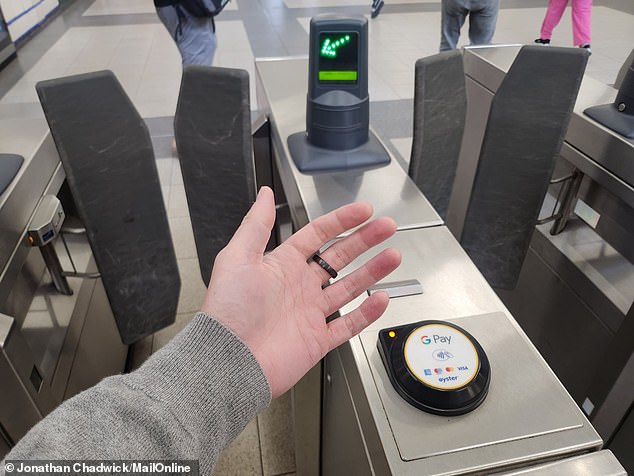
[[311, 253, 338, 279]]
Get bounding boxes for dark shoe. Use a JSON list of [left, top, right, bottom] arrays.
[[534, 38, 550, 45], [580, 43, 592, 54], [371, 0, 384, 18]]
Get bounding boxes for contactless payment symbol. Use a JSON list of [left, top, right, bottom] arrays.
[[433, 349, 453, 361]]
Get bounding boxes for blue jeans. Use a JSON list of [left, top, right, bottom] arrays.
[[156, 5, 217, 66], [440, 0, 500, 51]]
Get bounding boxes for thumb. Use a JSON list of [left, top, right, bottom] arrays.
[[228, 186, 276, 258]]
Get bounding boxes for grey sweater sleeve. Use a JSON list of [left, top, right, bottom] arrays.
[[2, 312, 272, 475]]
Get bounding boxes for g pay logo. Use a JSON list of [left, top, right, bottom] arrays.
[[421, 334, 452, 345]]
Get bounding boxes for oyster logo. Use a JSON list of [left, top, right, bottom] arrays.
[[420, 335, 431, 344]]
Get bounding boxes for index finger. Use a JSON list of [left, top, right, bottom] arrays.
[[283, 202, 374, 258]]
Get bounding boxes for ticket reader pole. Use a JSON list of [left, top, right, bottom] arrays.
[[287, 15, 390, 173]]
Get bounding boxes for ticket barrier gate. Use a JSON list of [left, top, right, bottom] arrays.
[[0, 119, 128, 456], [446, 45, 634, 474], [254, 54, 626, 475]]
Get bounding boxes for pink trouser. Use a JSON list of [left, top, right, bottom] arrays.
[[540, 0, 592, 46]]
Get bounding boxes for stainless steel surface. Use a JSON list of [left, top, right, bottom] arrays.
[[0, 126, 72, 425], [1, 244, 127, 455], [38, 242, 73, 296], [446, 46, 524, 240], [500, 450, 626, 475], [334, 227, 601, 474], [446, 75, 491, 239], [321, 349, 373, 476], [330, 227, 601, 475], [27, 195, 72, 295], [539, 195, 634, 317], [361, 313, 589, 465], [255, 56, 443, 476], [463, 45, 634, 200], [458, 45, 633, 473], [63, 277, 127, 399], [457, 47, 634, 321], [23, 237, 94, 385], [449, 45, 634, 238], [0, 119, 128, 456], [549, 169, 583, 234], [0, 312, 11, 346], [0, 343, 43, 447], [367, 279, 423, 298], [559, 147, 634, 266], [569, 81, 634, 191], [255, 57, 443, 231], [2, 235, 100, 400], [338, 226, 507, 329], [292, 364, 321, 476], [453, 45, 634, 330], [256, 54, 606, 476], [559, 141, 634, 210], [0, 119, 61, 275]]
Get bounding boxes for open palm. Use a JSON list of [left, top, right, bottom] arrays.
[[202, 186, 401, 398]]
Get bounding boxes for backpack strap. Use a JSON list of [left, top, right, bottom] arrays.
[[172, 3, 215, 38], [174, 3, 186, 40]]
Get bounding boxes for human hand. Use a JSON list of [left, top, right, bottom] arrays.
[[201, 186, 401, 398]]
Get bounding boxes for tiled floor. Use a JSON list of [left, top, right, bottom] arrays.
[[1, 0, 633, 474]]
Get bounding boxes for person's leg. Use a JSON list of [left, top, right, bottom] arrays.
[[178, 13, 217, 66], [440, 0, 468, 51], [571, 0, 592, 46], [468, 0, 500, 46], [539, 0, 569, 40], [155, 6, 216, 66], [156, 5, 180, 42]]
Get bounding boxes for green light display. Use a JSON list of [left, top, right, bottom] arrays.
[[319, 71, 358, 81], [318, 32, 358, 83], [320, 35, 351, 58]]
